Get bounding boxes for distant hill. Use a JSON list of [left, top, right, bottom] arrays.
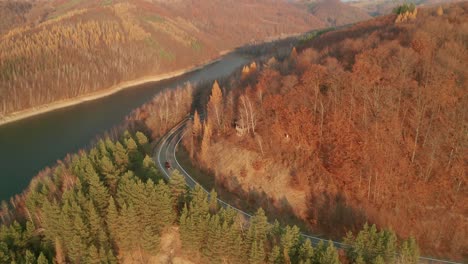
[[0, 0, 324, 118], [307, 0, 372, 26], [348, 0, 463, 16]]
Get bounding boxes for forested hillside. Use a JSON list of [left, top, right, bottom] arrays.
[[184, 3, 467, 260], [0, 84, 420, 263], [305, 0, 372, 26], [0, 0, 323, 118]]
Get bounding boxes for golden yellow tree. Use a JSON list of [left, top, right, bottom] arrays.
[[207, 80, 223, 130], [200, 121, 212, 164], [436, 6, 444, 16], [192, 110, 202, 137]]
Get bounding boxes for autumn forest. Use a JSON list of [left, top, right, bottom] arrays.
[[0, 1, 466, 264]]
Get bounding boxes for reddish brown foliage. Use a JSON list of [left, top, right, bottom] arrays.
[[188, 3, 468, 260]]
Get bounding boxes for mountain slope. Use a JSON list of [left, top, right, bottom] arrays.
[[185, 2, 468, 260], [0, 0, 324, 119], [308, 0, 372, 26]]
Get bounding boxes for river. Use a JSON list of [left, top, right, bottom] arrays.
[[0, 53, 249, 202]]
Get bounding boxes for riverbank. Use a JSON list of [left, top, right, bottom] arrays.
[[0, 51, 232, 127]]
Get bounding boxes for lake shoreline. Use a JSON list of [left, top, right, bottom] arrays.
[[0, 51, 232, 127]]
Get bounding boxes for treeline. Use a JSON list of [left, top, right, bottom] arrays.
[[125, 82, 194, 140], [184, 3, 467, 259], [0, 130, 419, 263]]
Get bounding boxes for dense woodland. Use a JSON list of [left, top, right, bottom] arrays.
[[0, 86, 420, 263], [184, 3, 467, 260], [0, 0, 322, 117], [0, 1, 465, 263]]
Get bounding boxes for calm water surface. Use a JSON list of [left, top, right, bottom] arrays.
[[0, 53, 249, 201]]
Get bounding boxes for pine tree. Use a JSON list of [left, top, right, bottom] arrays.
[[169, 169, 187, 210], [126, 137, 143, 168], [113, 142, 129, 172], [380, 229, 397, 263], [153, 180, 177, 228], [85, 201, 102, 243], [298, 239, 314, 264], [37, 253, 49, 264], [179, 205, 192, 248], [249, 239, 265, 264], [142, 155, 159, 181], [85, 164, 110, 213], [209, 189, 219, 214], [107, 249, 118, 264], [24, 250, 35, 264], [142, 226, 159, 254], [135, 131, 149, 153], [204, 214, 222, 262], [0, 242, 10, 263], [106, 197, 119, 242], [268, 245, 282, 264], [98, 246, 108, 264], [354, 255, 365, 264], [399, 237, 419, 264], [87, 245, 100, 264], [319, 241, 340, 264], [100, 156, 117, 191], [190, 185, 210, 218], [249, 208, 269, 245], [281, 225, 301, 263], [372, 255, 385, 264]]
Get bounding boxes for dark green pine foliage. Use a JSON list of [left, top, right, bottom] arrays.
[[126, 137, 143, 170], [208, 189, 219, 214], [247, 208, 269, 262], [280, 225, 302, 263], [314, 240, 340, 264], [298, 239, 314, 264], [142, 226, 159, 253], [86, 244, 100, 264], [135, 131, 150, 153], [169, 170, 188, 211], [268, 245, 282, 264], [203, 214, 222, 262], [249, 239, 266, 264], [179, 185, 210, 252], [399, 237, 419, 264], [142, 155, 160, 181], [113, 141, 129, 173], [99, 155, 117, 192], [37, 252, 49, 264], [25, 249, 35, 263], [344, 223, 398, 264]]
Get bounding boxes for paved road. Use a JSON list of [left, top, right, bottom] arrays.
[[154, 118, 462, 264]]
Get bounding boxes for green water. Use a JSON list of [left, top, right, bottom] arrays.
[[0, 53, 248, 202]]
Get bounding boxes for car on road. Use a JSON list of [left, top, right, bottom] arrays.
[[165, 161, 171, 169]]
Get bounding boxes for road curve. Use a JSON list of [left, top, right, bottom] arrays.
[[154, 118, 462, 264]]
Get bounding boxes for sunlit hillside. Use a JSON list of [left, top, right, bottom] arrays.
[[0, 0, 323, 117]]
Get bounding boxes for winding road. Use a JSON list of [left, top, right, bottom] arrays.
[[154, 117, 462, 264]]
